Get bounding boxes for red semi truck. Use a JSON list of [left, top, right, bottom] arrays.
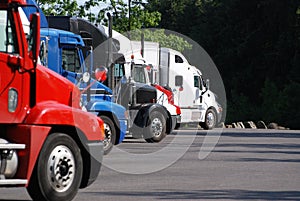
[[0, 1, 104, 201]]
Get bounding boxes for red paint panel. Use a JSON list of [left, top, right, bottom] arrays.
[[5, 125, 50, 184], [25, 101, 104, 141]]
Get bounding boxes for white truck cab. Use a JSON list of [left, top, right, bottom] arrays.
[[160, 47, 222, 129]]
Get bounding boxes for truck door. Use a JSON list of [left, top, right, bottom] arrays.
[[0, 9, 28, 123], [172, 55, 194, 107], [193, 75, 203, 105]]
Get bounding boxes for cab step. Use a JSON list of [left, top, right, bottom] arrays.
[[0, 144, 25, 150], [0, 179, 27, 186]]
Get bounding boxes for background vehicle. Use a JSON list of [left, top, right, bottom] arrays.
[[38, 27, 127, 155], [45, 16, 174, 142], [131, 41, 222, 129], [0, 1, 104, 201], [118, 49, 181, 133]]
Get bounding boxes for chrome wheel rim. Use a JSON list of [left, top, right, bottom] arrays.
[[103, 122, 112, 149], [47, 145, 75, 192], [206, 112, 215, 128], [151, 117, 163, 137]]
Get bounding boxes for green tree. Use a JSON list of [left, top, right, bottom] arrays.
[[37, 0, 100, 21], [98, 0, 161, 33], [37, 0, 79, 16], [145, 0, 300, 128], [145, 0, 195, 34], [129, 29, 192, 52]]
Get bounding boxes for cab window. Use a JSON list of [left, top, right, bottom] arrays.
[[62, 48, 81, 73], [194, 76, 203, 90], [114, 63, 125, 77], [133, 65, 146, 83], [175, 55, 183, 63], [0, 10, 18, 54]]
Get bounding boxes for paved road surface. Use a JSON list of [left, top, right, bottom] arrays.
[[1, 129, 300, 201]]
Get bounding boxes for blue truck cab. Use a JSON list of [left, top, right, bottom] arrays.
[[39, 28, 127, 155]]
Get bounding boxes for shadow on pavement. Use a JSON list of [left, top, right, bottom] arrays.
[[172, 129, 300, 139], [83, 189, 300, 200]]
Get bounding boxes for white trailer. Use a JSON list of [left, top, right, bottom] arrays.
[[132, 41, 222, 129]]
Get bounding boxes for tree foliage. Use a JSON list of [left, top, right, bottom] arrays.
[[97, 0, 161, 33], [130, 29, 192, 52], [36, 0, 99, 21], [146, 0, 300, 129]]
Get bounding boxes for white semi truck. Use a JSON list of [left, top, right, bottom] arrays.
[[131, 41, 222, 129]]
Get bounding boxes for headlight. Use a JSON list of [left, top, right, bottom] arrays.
[[218, 103, 223, 113], [124, 110, 129, 119]]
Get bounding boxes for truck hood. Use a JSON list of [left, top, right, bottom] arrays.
[[35, 64, 81, 108]]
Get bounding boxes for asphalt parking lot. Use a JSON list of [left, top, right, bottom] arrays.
[[1, 129, 300, 201]]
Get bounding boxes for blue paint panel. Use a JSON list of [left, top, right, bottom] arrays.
[[25, 0, 49, 28]]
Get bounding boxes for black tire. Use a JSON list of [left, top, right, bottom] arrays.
[[27, 133, 83, 201], [100, 115, 116, 155], [145, 111, 167, 143], [200, 109, 216, 130], [174, 123, 181, 130]]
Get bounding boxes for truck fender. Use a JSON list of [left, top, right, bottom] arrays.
[[133, 103, 169, 139], [24, 101, 104, 141], [87, 100, 127, 120], [87, 100, 127, 144]]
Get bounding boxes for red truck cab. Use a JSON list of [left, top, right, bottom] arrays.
[[0, 1, 104, 201]]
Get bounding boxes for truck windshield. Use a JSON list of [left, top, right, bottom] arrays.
[[0, 10, 18, 54], [133, 64, 146, 83], [62, 48, 81, 73]]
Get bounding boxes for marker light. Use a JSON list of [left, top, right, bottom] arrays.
[[8, 88, 18, 113], [146, 65, 151, 71]]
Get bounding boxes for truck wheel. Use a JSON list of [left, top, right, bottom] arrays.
[[100, 115, 116, 155], [145, 111, 167, 143], [200, 109, 216, 130], [27, 133, 83, 201]]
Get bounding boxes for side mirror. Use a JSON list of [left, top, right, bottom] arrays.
[[29, 13, 40, 67], [95, 66, 108, 82], [206, 79, 210, 90]]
